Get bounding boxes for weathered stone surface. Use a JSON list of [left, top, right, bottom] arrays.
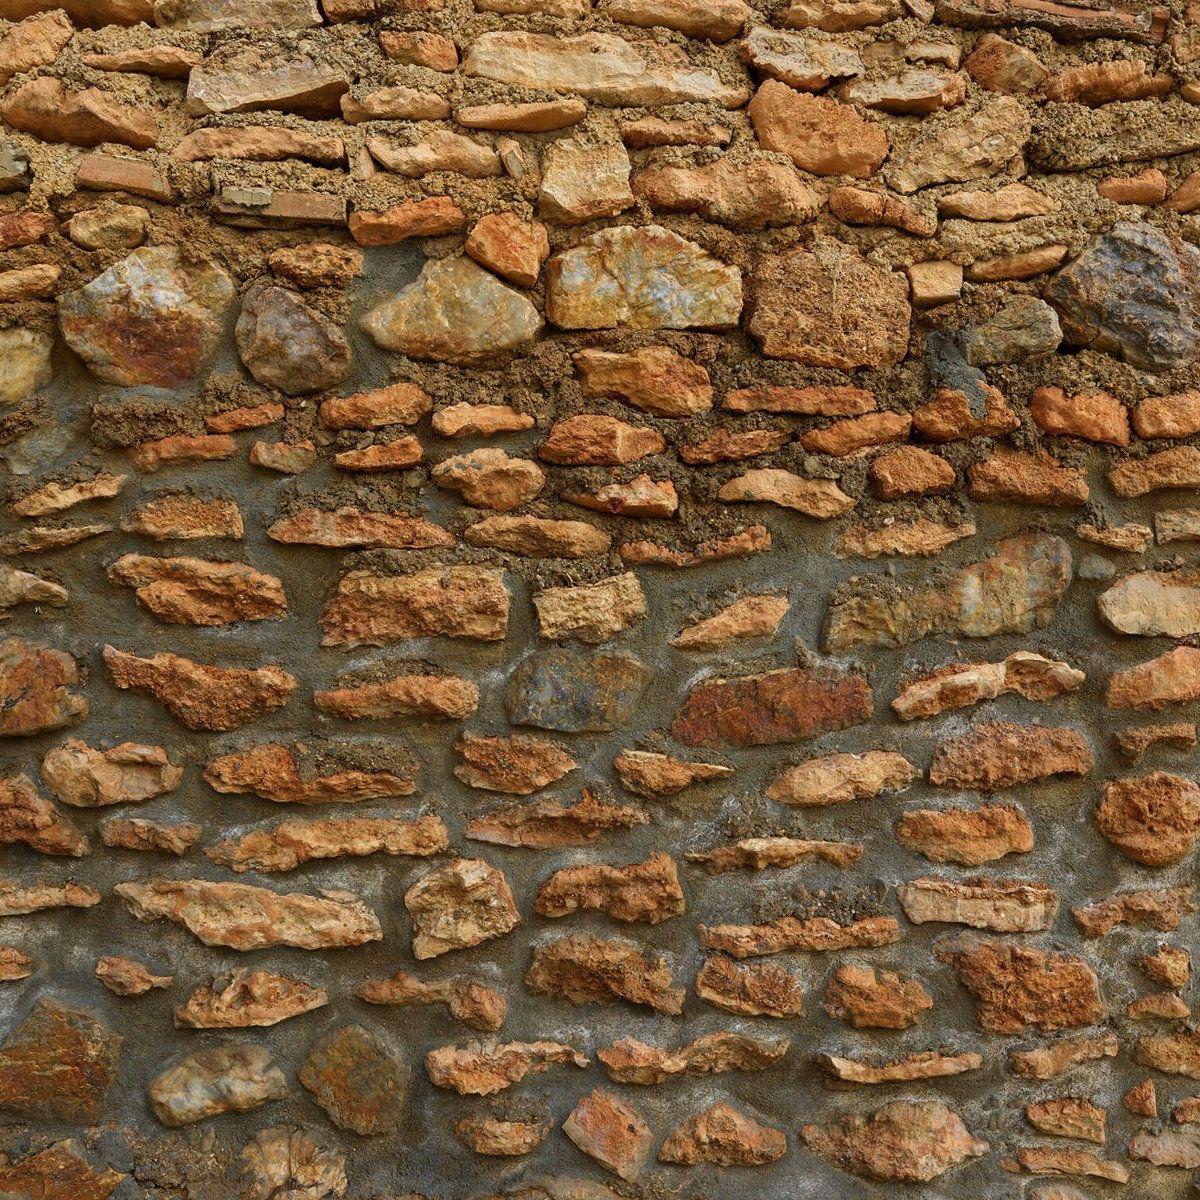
[[598, 1032, 787, 1084], [0, 946, 31, 981], [427, 1040, 588, 1095], [659, 1104, 785, 1166], [0, 327, 51, 405], [539, 138, 633, 225], [896, 803, 1033, 865], [540, 414, 665, 464], [174, 970, 327, 1028], [532, 573, 646, 643], [368, 130, 500, 178], [108, 554, 286, 625], [405, 857, 518, 959], [564, 1089, 652, 1181], [0, 1141, 126, 1199], [671, 595, 788, 651], [1129, 1126, 1200, 1167], [95, 955, 171, 995], [893, 653, 1082, 724], [535, 853, 683, 924], [1110, 446, 1200, 497], [0, 878, 100, 915], [122, 495, 243, 540], [149, 1044, 289, 1127], [673, 666, 872, 747], [239, 1126, 346, 1200], [269, 508, 451, 550], [1107, 646, 1200, 710], [209, 815, 446, 873], [1010, 1032, 1119, 1080], [0, 773, 87, 856], [465, 514, 611, 557], [1136, 1030, 1200, 1078], [1099, 569, 1200, 636], [464, 31, 747, 106], [748, 238, 909, 367], [235, 285, 351, 396], [507, 648, 650, 732], [567, 473, 675, 517], [362, 256, 543, 364], [3, 76, 157, 148], [433, 401, 534, 439], [299, 1025, 407, 1135], [1046, 222, 1200, 373], [129, 432, 234, 473], [357, 969, 506, 1031], [320, 567, 508, 647], [898, 877, 1058, 932], [801, 1101, 988, 1181], [767, 750, 916, 806], [0, 999, 120, 1123], [432, 448, 544, 511], [886, 96, 1030, 193], [454, 734, 576, 794], [1095, 772, 1200, 865], [614, 749, 732, 796], [741, 24, 862, 88], [204, 743, 415, 804], [700, 913, 900, 957], [103, 646, 295, 731], [929, 721, 1093, 791], [823, 965, 932, 1028], [525, 935, 684, 1013], [466, 790, 648, 848], [456, 1115, 550, 1156], [115, 878, 382, 950], [835, 518, 976, 559], [695, 955, 804, 1017], [1073, 889, 1196, 940], [0, 638, 87, 736], [545, 224, 741, 330], [58, 246, 233, 387], [317, 671, 477, 722], [936, 935, 1103, 1032], [686, 836, 861, 872], [1025, 1097, 1106, 1143], [717, 469, 855, 517]]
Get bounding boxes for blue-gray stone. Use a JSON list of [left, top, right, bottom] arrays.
[[506, 648, 651, 733], [1045, 222, 1200, 374]]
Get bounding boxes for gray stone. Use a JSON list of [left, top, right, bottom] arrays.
[[0, 142, 29, 192], [1029, 99, 1200, 171], [154, 0, 321, 30], [298, 1025, 408, 1135], [1045, 222, 1200, 373], [148, 1045, 288, 1126], [235, 284, 351, 396], [965, 297, 1062, 365], [58, 246, 234, 387], [506, 648, 652, 732]]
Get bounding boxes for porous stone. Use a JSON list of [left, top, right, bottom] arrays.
[[299, 1025, 407, 1135]]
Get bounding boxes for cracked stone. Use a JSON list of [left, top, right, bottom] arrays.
[[534, 852, 684, 924], [404, 857, 519, 959], [427, 1040, 588, 1095]]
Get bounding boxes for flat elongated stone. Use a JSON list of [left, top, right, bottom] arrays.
[[405, 858, 519, 959], [1046, 222, 1200, 373], [525, 935, 684, 1013], [535, 853, 684, 924], [299, 1025, 407, 1135], [767, 750, 916, 806], [545, 224, 741, 330], [695, 955, 804, 1017], [456, 1116, 549, 1156], [1107, 646, 1200, 709], [599, 1033, 787, 1083], [204, 742, 414, 804], [58, 246, 233, 387], [149, 1046, 287, 1127], [802, 1101, 988, 1181], [103, 646, 295, 731], [507, 648, 651, 732], [12, 472, 124, 515], [699, 914, 900, 957], [0, 638, 87, 736], [357, 970, 506, 1031], [187, 51, 347, 117], [465, 791, 648, 848], [464, 31, 748, 107], [748, 237, 909, 367], [427, 1040, 588, 1095], [717, 469, 855, 516], [824, 533, 1072, 652], [0, 999, 120, 1123], [316, 674, 478, 721], [741, 24, 863, 88], [269, 507, 452, 550], [209, 815, 447, 873], [321, 567, 509, 646], [687, 836, 861, 872], [672, 666, 872, 747], [820, 1050, 982, 1085], [122, 495, 242, 540], [465, 514, 611, 557], [898, 877, 1058, 932], [156, 0, 320, 28], [108, 554, 286, 625], [930, 721, 1093, 790], [614, 749, 733, 796], [660, 1104, 787, 1166], [115, 878, 382, 950], [362, 256, 543, 364], [0, 878, 100, 915], [175, 970, 327, 1028], [892, 652, 1084, 720]]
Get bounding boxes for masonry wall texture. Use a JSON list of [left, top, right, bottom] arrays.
[[3, 0, 1200, 1196]]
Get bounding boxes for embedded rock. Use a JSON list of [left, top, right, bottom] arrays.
[[58, 246, 233, 387], [929, 721, 1093, 790], [695, 956, 805, 1018], [107, 554, 286, 625], [357, 969, 506, 1031], [897, 877, 1059, 932], [534, 852, 684, 924], [564, 1089, 652, 1181], [767, 750, 916, 806], [235, 285, 351, 396], [426, 1040, 587, 1095], [506, 648, 651, 732], [614, 749, 733, 796], [204, 742, 415, 804], [896, 803, 1034, 865], [268, 508, 452, 550], [823, 964, 933, 1028], [174, 970, 327, 1028], [892, 652, 1084, 720], [525, 935, 684, 1013], [659, 1104, 786, 1166], [299, 1025, 407, 1135], [404, 857, 519, 959], [149, 1046, 286, 1127], [0, 327, 52, 405], [432, 448, 545, 511], [1099, 569, 1200, 637], [239, 1127, 346, 1200], [0, 639, 87, 736], [1095, 772, 1200, 865], [0, 773, 87, 856], [465, 791, 648, 848], [454, 734, 577, 794], [533, 573, 647, 643], [598, 1032, 788, 1084]]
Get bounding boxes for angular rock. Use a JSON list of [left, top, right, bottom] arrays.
[[115, 878, 382, 950], [187, 49, 347, 117], [0, 638, 87, 736], [564, 1089, 652, 1181], [898, 877, 1059, 932], [466, 791, 648, 848], [299, 1025, 407, 1135], [896, 803, 1033, 865], [1107, 646, 1200, 710], [1010, 1032, 1119, 1080], [819, 1050, 982, 1085], [0, 999, 119, 1123], [0, 773, 87, 856], [1074, 888, 1196, 938], [507, 648, 650, 733], [108, 554, 286, 626], [660, 1104, 785, 1166], [545, 224, 741, 330], [362, 256, 543, 364], [1099, 569, 1200, 637], [936, 936, 1103, 1033], [427, 1040, 588, 1095], [717, 469, 855, 517], [208, 815, 447, 873], [823, 964, 932, 1028], [434, 402, 534, 439], [673, 666, 872, 747], [0, 946, 31, 981], [767, 750, 915, 806], [96, 955, 171, 995], [149, 1045, 288, 1127], [465, 212, 549, 286], [540, 414, 665, 464], [671, 595, 787, 651], [740, 24, 862, 88], [748, 237, 909, 367], [405, 857, 519, 959], [1136, 1030, 1200, 1079], [341, 87, 450, 123], [562, 475, 678, 518], [368, 131, 500, 178], [598, 1032, 787, 1084], [204, 742, 414, 805], [269, 242, 362, 289], [320, 567, 508, 647], [103, 646, 294, 731], [534, 852, 683, 924], [614, 749, 732, 796], [432, 448, 544, 511], [173, 126, 344, 164], [357, 969, 505, 1032], [836, 519, 975, 559], [174, 970, 326, 1028], [525, 935, 684, 1013], [2, 76, 156, 148], [695, 955, 804, 1017], [463, 31, 748, 106], [454, 734, 576, 795], [1110, 446, 1200, 497], [239, 1126, 346, 1200], [58, 246, 233, 387], [539, 139, 633, 225], [1027, 1097, 1106, 1143], [0, 879, 100, 916], [235, 285, 351, 396], [533, 573, 646, 644], [1095, 772, 1200, 865]]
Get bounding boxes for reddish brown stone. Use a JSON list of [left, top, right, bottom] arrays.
[[2, 76, 157, 148], [357, 969, 506, 1031], [427, 1040, 587, 1095], [564, 1089, 652, 1181], [823, 964, 933, 1028], [660, 1104, 786, 1166], [929, 722, 1093, 791], [912, 385, 1020, 442], [1030, 386, 1130, 445], [465, 790, 648, 848], [700, 914, 900, 958], [525, 935, 684, 1014], [534, 852, 684, 925], [896, 804, 1034, 865], [1095, 772, 1200, 865], [0, 638, 87, 736]]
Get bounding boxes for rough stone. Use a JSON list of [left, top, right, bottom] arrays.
[[525, 935, 684, 1013], [404, 857, 519, 959], [426, 1040, 588, 1095], [506, 648, 651, 732], [299, 1025, 407, 1135], [563, 1089, 652, 1181], [357, 970, 506, 1031], [236, 285, 351, 396], [767, 750, 916, 806], [929, 721, 1093, 790]]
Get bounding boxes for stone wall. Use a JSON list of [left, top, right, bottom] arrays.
[[0, 0, 1198, 1195]]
